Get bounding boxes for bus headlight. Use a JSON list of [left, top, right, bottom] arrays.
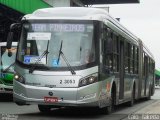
[[14, 73, 25, 84], [79, 73, 98, 87]]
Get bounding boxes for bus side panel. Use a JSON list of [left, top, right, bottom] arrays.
[[98, 74, 117, 108]]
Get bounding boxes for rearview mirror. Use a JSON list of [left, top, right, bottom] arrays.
[[7, 32, 14, 49], [7, 23, 21, 49]]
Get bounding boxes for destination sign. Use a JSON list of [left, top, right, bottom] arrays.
[[31, 24, 85, 32]]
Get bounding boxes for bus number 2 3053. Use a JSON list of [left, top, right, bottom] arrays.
[[60, 80, 75, 84]]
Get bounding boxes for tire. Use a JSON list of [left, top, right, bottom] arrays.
[[128, 86, 135, 107], [128, 95, 134, 107], [15, 102, 26, 106], [38, 105, 51, 113], [146, 87, 151, 100], [106, 104, 113, 114], [100, 89, 115, 114], [146, 95, 151, 100], [100, 102, 114, 115]]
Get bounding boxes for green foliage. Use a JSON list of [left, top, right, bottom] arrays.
[[155, 69, 160, 77]]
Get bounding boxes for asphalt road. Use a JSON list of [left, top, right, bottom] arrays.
[[0, 89, 160, 120]]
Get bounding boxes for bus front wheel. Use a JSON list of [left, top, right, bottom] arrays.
[[127, 84, 135, 107], [38, 105, 51, 113], [146, 86, 151, 100], [100, 88, 115, 114]]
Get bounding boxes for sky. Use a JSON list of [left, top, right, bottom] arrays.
[[95, 0, 160, 70]]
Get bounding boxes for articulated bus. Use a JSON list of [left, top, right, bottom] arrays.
[[7, 7, 155, 114], [0, 42, 17, 93]]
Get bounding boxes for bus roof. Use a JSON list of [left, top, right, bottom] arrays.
[[25, 7, 109, 19]]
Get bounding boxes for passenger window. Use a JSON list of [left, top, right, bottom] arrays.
[[102, 26, 120, 73], [125, 42, 130, 73]]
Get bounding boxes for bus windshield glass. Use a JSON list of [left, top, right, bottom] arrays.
[[17, 21, 96, 69], [1, 46, 17, 72]]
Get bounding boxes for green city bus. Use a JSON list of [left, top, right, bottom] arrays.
[[0, 42, 17, 93]]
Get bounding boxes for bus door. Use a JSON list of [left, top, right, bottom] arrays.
[[119, 40, 125, 100]]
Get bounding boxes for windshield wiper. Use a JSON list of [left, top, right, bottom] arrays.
[[29, 41, 49, 74], [3, 62, 15, 73], [57, 40, 63, 65], [57, 40, 76, 75]]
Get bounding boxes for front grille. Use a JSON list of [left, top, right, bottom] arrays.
[[1, 80, 13, 85], [4, 88, 13, 92]]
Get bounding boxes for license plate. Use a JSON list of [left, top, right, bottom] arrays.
[[44, 97, 58, 103]]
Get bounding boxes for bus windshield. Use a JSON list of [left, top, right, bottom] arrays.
[[1, 46, 17, 72], [17, 21, 96, 69]]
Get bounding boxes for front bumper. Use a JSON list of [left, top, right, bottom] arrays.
[[13, 81, 100, 107], [0, 84, 13, 93]]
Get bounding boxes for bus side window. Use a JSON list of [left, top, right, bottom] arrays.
[[130, 45, 134, 74], [105, 29, 113, 54], [134, 47, 139, 74], [149, 58, 152, 74], [105, 28, 114, 72], [102, 27, 113, 73], [101, 26, 113, 54], [125, 42, 129, 73], [143, 52, 145, 77], [113, 34, 119, 72]]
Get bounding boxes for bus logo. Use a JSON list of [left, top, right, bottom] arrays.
[[48, 92, 53, 96]]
